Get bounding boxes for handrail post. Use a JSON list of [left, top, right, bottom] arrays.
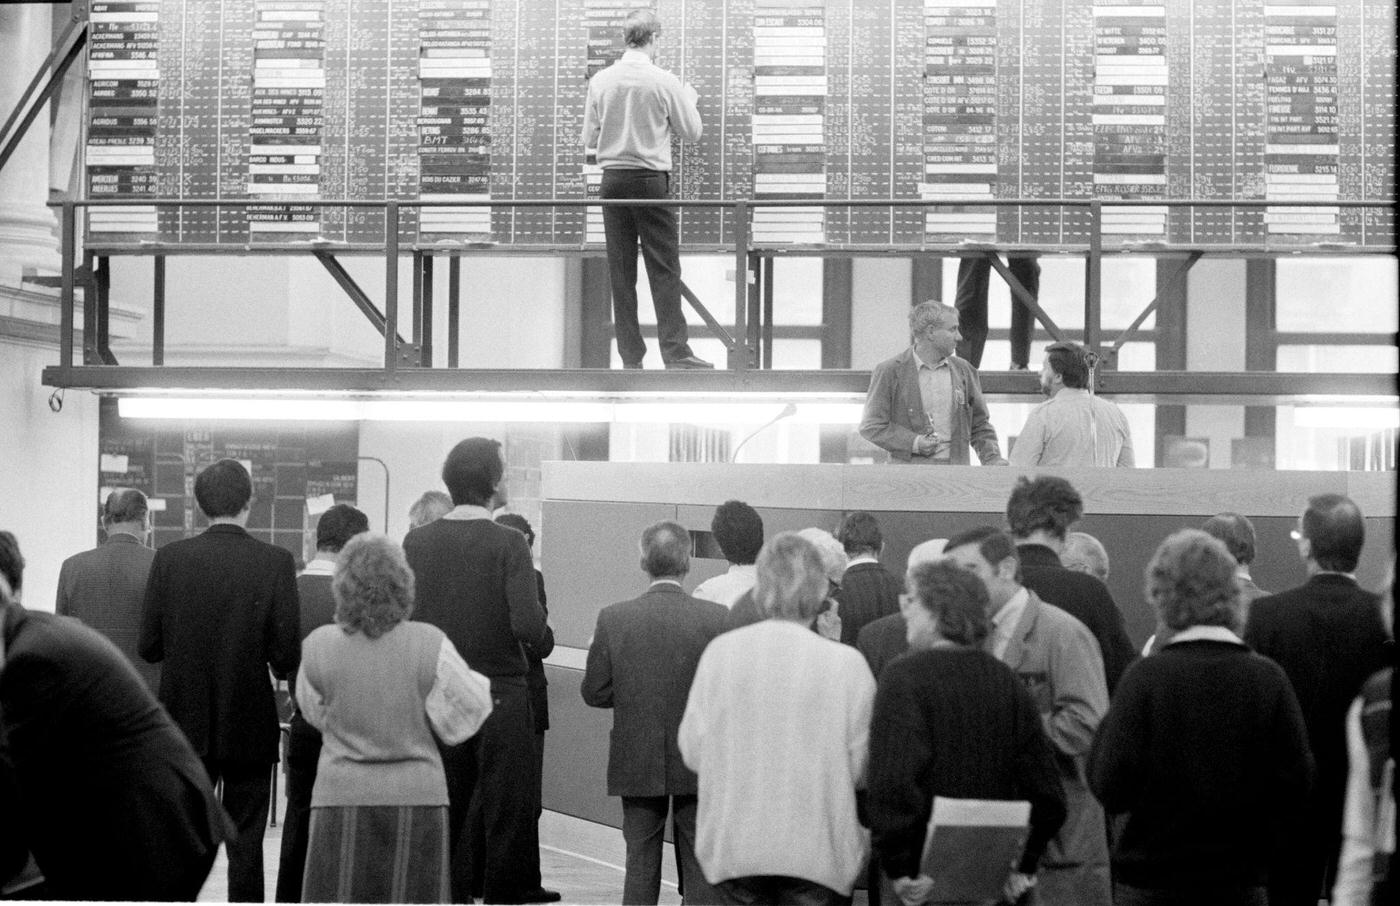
[[385, 201, 399, 374], [59, 202, 75, 368], [1086, 201, 1103, 353], [731, 201, 749, 371]]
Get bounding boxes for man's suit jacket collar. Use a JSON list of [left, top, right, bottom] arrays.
[[1306, 572, 1359, 588], [203, 523, 250, 538], [640, 581, 688, 600], [104, 532, 143, 546]]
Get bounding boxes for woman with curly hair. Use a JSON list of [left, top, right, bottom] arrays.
[[296, 533, 493, 903], [1088, 529, 1314, 906]]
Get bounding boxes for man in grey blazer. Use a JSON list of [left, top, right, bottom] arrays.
[[860, 300, 1006, 465], [945, 526, 1111, 906], [56, 488, 159, 692], [582, 521, 728, 905]]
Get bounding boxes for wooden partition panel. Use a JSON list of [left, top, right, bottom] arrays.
[[539, 463, 1395, 826]]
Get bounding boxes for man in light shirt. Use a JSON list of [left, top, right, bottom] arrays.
[[692, 500, 762, 608], [583, 8, 709, 370], [1010, 341, 1134, 468], [944, 526, 1110, 906]]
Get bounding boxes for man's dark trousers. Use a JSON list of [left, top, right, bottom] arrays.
[[621, 794, 711, 905], [201, 757, 271, 903], [442, 677, 538, 904], [600, 168, 692, 366], [274, 715, 320, 902], [955, 254, 1040, 368]]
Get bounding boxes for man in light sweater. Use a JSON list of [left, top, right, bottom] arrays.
[[583, 8, 709, 370]]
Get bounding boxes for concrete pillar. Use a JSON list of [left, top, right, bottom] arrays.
[[0, 4, 60, 285]]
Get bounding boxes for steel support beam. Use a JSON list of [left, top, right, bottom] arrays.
[[152, 256, 166, 365], [1109, 250, 1203, 357], [985, 250, 1065, 343], [0, 8, 87, 177], [448, 256, 461, 367], [311, 251, 408, 347]]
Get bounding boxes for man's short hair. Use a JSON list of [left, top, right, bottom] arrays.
[[623, 8, 661, 47], [836, 511, 882, 556], [316, 504, 369, 554], [0, 530, 23, 595], [441, 437, 504, 508], [906, 560, 992, 647], [712, 500, 763, 565], [194, 458, 253, 519], [1044, 341, 1090, 389], [945, 525, 1021, 580], [1063, 531, 1111, 582], [496, 513, 535, 549], [1301, 493, 1365, 573], [641, 520, 690, 578], [755, 532, 828, 622], [103, 488, 149, 526], [909, 300, 955, 338], [408, 490, 454, 529], [1201, 512, 1257, 566], [1146, 529, 1241, 632], [1005, 475, 1084, 540]]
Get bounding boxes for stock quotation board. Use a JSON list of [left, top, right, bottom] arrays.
[[84, 0, 1395, 250]]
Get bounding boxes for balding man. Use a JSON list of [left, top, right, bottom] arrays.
[[56, 488, 159, 692], [1246, 494, 1390, 906], [582, 521, 728, 905], [860, 300, 1006, 465]]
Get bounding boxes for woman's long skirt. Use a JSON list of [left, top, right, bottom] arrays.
[[301, 804, 450, 903]]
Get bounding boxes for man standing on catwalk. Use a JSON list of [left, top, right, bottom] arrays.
[[584, 8, 711, 370]]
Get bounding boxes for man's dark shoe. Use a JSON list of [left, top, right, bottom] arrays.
[[664, 355, 714, 370], [520, 888, 562, 903], [1010, 363, 1028, 370], [621, 361, 644, 370]]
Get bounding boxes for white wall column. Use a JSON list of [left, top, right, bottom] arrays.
[[0, 4, 60, 285]]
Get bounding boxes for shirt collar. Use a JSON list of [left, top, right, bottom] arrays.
[[621, 49, 650, 64], [650, 579, 684, 590], [1165, 625, 1245, 647], [992, 587, 1030, 633], [105, 532, 143, 544], [302, 557, 336, 576], [911, 347, 950, 372], [442, 504, 494, 521], [847, 554, 880, 567]]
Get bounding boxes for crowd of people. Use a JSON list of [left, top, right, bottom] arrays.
[[0, 439, 1394, 906]]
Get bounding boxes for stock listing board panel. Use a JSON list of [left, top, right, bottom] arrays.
[[85, 0, 1395, 250]]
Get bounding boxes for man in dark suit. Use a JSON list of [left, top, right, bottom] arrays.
[[274, 503, 368, 903], [139, 458, 300, 902], [835, 511, 903, 647], [1005, 475, 1136, 694], [582, 520, 728, 905], [1245, 493, 1391, 906], [56, 487, 160, 692], [404, 437, 548, 905], [2, 530, 228, 901]]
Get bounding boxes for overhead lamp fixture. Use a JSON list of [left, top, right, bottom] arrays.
[[117, 395, 867, 425]]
